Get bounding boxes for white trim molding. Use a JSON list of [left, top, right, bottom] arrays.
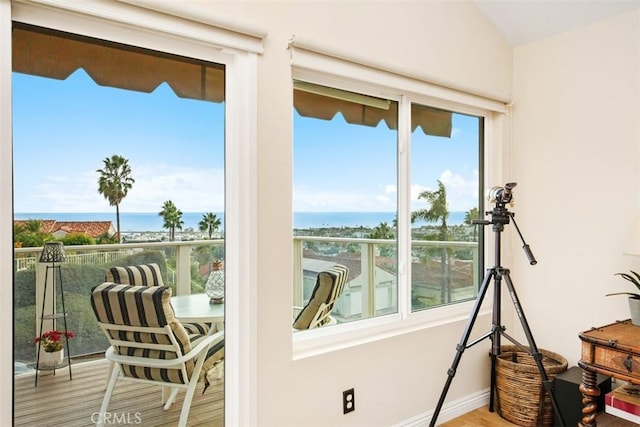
[[16, 0, 266, 53], [0, 0, 14, 425], [396, 389, 490, 427]]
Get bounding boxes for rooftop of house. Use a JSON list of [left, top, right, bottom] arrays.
[[14, 219, 116, 238]]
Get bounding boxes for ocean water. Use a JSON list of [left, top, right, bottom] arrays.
[[14, 211, 467, 232]]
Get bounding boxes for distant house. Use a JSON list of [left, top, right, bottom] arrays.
[[14, 219, 116, 239], [301, 251, 397, 320]]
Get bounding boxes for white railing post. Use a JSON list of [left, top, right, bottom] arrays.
[[176, 245, 191, 295], [292, 239, 303, 307], [360, 242, 375, 319]]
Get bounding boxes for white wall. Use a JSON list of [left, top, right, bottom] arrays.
[[204, 1, 513, 426], [511, 9, 640, 369]]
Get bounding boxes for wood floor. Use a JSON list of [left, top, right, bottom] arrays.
[[441, 406, 637, 427], [14, 358, 223, 427]]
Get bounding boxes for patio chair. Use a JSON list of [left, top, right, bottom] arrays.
[[105, 263, 164, 287], [90, 283, 224, 427], [293, 264, 349, 330], [106, 263, 211, 335]]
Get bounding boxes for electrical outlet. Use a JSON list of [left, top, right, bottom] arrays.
[[343, 388, 355, 414]]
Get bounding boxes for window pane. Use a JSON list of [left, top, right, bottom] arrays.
[[293, 84, 398, 326], [410, 105, 482, 311], [13, 24, 225, 365]]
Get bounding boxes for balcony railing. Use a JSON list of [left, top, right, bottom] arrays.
[[14, 236, 478, 373], [14, 240, 224, 373], [294, 236, 479, 322]]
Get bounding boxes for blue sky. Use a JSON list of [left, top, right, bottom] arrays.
[[294, 108, 480, 213], [13, 69, 479, 214], [13, 70, 224, 213]]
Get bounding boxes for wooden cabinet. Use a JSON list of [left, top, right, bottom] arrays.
[[579, 320, 640, 426]]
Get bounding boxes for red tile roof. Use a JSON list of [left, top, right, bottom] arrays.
[[14, 219, 116, 238]]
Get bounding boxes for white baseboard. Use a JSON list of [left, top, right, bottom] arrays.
[[395, 388, 491, 427]]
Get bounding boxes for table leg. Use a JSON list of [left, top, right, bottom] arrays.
[[578, 368, 600, 427]]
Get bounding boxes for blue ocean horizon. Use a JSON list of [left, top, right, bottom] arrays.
[[14, 211, 467, 232]]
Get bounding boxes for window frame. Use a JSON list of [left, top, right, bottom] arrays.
[[291, 51, 506, 360], [2, 1, 261, 425]]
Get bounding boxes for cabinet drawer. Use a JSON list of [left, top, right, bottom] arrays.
[[580, 320, 640, 383], [581, 344, 640, 378]]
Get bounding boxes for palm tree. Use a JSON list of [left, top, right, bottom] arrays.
[[96, 155, 135, 243], [464, 207, 479, 241], [23, 219, 43, 233], [412, 180, 450, 303], [199, 213, 221, 239], [14, 219, 50, 248], [368, 221, 394, 240], [412, 180, 449, 239], [369, 221, 395, 256], [159, 200, 184, 241]]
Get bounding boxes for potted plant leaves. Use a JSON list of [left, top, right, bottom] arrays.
[[607, 271, 640, 326]]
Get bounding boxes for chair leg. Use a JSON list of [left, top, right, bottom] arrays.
[[163, 388, 179, 410], [177, 379, 200, 427], [104, 361, 114, 390], [97, 362, 120, 427]]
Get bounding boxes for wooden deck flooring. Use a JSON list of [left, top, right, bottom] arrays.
[[14, 358, 223, 427]]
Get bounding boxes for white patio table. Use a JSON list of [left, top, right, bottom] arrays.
[[170, 293, 224, 333]]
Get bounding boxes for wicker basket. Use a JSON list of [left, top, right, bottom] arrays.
[[495, 345, 568, 427]]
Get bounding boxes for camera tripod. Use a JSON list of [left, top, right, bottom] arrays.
[[429, 184, 564, 426]]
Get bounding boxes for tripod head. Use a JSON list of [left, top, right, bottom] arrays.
[[472, 182, 517, 229], [472, 182, 537, 265]]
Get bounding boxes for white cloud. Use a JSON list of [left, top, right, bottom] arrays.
[[294, 185, 396, 212], [16, 164, 224, 213], [125, 164, 224, 212], [293, 168, 479, 213], [439, 169, 479, 211]]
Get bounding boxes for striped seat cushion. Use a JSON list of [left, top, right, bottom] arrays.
[[293, 264, 349, 330], [105, 263, 164, 287], [106, 263, 211, 334], [90, 283, 222, 385]]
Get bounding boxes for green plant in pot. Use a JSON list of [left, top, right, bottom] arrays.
[[607, 271, 640, 326]]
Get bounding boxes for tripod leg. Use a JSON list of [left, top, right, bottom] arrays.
[[502, 271, 565, 427], [429, 269, 496, 427], [488, 268, 502, 413]]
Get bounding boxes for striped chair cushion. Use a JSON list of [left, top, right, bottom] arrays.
[[293, 264, 349, 330], [90, 283, 223, 385], [106, 263, 211, 334], [105, 263, 164, 287], [182, 322, 211, 335]]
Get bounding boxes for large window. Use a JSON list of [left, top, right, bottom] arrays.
[[293, 81, 484, 329], [12, 21, 226, 348], [12, 22, 227, 426], [293, 83, 399, 324], [410, 104, 483, 311]]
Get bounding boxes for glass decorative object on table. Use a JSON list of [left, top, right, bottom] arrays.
[[205, 259, 225, 304]]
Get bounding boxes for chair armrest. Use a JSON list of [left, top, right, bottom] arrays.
[[106, 330, 224, 367], [186, 330, 224, 360]]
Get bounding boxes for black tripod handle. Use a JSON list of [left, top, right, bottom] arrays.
[[523, 244, 537, 265]]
